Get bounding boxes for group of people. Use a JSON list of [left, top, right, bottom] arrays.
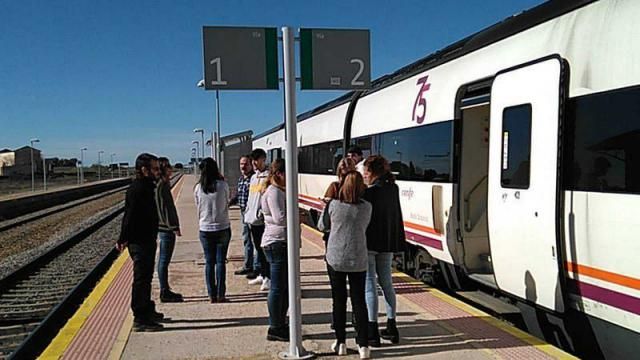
[[117, 146, 405, 359]]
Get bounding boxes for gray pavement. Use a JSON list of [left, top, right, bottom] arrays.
[[120, 175, 510, 359]]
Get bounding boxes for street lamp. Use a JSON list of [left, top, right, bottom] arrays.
[[98, 150, 104, 181], [191, 147, 197, 174], [192, 141, 199, 175], [29, 138, 40, 192], [197, 80, 222, 168], [110, 153, 116, 178], [80, 147, 87, 184], [193, 128, 205, 161]]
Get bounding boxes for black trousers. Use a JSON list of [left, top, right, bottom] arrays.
[[249, 224, 270, 279], [327, 265, 368, 347], [129, 242, 157, 320]]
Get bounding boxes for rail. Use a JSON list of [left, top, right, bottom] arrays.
[[0, 173, 182, 360], [463, 175, 487, 232]]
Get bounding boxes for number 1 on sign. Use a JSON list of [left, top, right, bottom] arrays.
[[210, 57, 228, 86]]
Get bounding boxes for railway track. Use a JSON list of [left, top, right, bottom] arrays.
[[0, 185, 129, 234], [0, 174, 183, 360]]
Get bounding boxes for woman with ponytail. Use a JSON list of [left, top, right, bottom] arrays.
[[194, 158, 231, 303], [260, 159, 290, 341]]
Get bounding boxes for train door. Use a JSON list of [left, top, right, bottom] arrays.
[[487, 56, 567, 312]]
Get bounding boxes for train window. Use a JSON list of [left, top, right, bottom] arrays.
[[298, 140, 342, 174], [501, 104, 531, 189], [377, 121, 452, 182], [564, 86, 640, 194]]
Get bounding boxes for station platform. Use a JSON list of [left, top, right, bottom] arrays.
[[39, 175, 576, 359]]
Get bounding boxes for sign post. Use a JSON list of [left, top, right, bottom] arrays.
[[201, 26, 370, 360], [280, 26, 313, 360]]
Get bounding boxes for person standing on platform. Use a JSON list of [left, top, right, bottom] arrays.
[[260, 159, 289, 341], [155, 157, 183, 303], [347, 146, 365, 174], [229, 155, 256, 277], [362, 155, 406, 346], [319, 171, 372, 359], [243, 149, 271, 291], [116, 153, 164, 332], [194, 158, 232, 303], [321, 158, 357, 244]]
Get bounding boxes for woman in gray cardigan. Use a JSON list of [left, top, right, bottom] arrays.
[[319, 171, 372, 359]]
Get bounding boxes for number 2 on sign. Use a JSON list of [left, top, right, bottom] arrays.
[[412, 75, 431, 124], [210, 57, 228, 86]]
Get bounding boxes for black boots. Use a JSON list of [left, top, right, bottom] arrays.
[[380, 318, 400, 344], [367, 322, 381, 347]]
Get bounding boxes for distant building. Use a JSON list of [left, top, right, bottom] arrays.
[[220, 130, 253, 194], [0, 146, 42, 177]]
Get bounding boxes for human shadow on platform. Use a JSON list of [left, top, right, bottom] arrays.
[[305, 317, 543, 358], [301, 288, 332, 299]]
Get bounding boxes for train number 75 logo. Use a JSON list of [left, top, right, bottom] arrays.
[[412, 75, 431, 124]]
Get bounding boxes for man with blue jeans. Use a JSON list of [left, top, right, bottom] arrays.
[[230, 156, 256, 276]]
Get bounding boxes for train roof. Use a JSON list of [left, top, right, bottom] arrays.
[[254, 0, 596, 140]]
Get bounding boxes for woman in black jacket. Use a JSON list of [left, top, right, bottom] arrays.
[[362, 155, 405, 346]]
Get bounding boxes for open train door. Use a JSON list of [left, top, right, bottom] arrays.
[[487, 56, 568, 312]]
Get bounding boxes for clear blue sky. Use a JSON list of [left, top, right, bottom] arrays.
[[0, 0, 544, 165]]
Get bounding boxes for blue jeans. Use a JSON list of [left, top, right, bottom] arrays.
[[240, 210, 255, 271], [199, 229, 231, 299], [157, 231, 176, 292], [263, 242, 288, 330], [365, 251, 397, 322]]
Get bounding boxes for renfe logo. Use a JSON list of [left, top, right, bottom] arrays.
[[412, 75, 431, 124], [401, 187, 414, 200]]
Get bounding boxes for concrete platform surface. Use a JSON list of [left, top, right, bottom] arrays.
[[118, 175, 572, 360]]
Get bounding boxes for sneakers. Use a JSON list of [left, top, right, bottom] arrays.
[[160, 289, 184, 303], [133, 319, 163, 332], [245, 271, 258, 280], [248, 275, 264, 285], [266, 327, 289, 342], [358, 346, 371, 359], [234, 268, 252, 275], [260, 278, 271, 291], [331, 341, 347, 356]]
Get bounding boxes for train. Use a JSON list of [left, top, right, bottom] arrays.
[[252, 1, 640, 358]]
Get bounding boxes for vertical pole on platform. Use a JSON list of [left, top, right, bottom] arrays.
[[43, 156, 47, 191], [215, 90, 222, 167], [280, 26, 311, 360]]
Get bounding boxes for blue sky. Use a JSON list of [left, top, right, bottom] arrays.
[[0, 0, 544, 165]]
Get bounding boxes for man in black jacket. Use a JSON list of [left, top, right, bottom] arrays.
[[116, 153, 163, 331]]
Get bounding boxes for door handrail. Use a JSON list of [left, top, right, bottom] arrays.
[[464, 175, 487, 232]]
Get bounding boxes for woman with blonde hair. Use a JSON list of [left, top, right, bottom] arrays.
[[260, 159, 289, 341], [319, 171, 372, 358], [323, 157, 357, 202]]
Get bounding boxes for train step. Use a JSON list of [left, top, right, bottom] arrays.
[[455, 290, 520, 315]]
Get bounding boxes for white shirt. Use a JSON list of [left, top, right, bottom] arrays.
[[194, 181, 230, 232]]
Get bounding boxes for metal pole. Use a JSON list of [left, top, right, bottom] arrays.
[[80, 150, 84, 184], [98, 151, 103, 181], [279, 26, 311, 360], [30, 146, 35, 192], [43, 156, 47, 191], [200, 132, 205, 161], [215, 90, 222, 167]]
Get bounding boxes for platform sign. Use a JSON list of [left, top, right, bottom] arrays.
[[300, 29, 371, 90], [202, 27, 279, 90]]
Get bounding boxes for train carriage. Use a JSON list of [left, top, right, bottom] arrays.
[[253, 1, 640, 358]]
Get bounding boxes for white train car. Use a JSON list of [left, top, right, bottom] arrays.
[[253, 1, 640, 358]]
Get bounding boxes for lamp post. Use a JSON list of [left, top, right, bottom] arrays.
[[80, 147, 87, 184], [193, 128, 205, 161], [197, 80, 221, 167], [191, 147, 197, 174], [98, 150, 104, 181], [29, 138, 40, 192], [110, 153, 116, 178], [192, 141, 200, 175]]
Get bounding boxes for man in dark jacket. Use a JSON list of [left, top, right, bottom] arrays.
[[116, 153, 163, 332]]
